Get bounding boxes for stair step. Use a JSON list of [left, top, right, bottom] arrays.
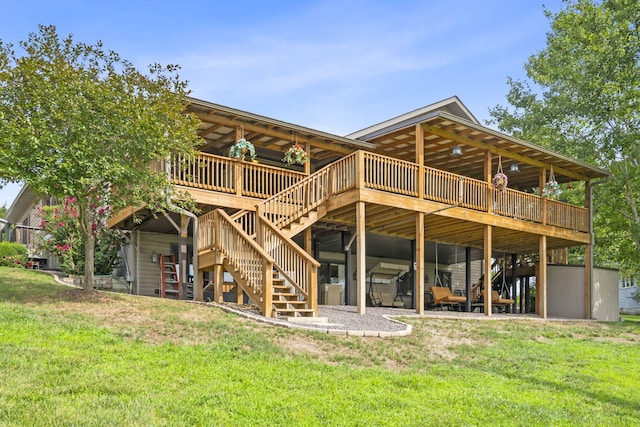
[[273, 292, 299, 298], [274, 308, 315, 317], [272, 300, 306, 306]]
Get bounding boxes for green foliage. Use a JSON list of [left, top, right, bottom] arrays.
[[35, 198, 123, 275], [0, 203, 6, 218], [489, 0, 640, 275], [0, 241, 27, 267], [0, 25, 202, 288], [1, 269, 640, 425]]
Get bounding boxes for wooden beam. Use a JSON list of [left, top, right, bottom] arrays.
[[421, 124, 592, 181], [198, 112, 355, 155]]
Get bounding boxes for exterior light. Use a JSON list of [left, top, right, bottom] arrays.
[[151, 251, 159, 263], [509, 163, 519, 173], [451, 145, 462, 157]]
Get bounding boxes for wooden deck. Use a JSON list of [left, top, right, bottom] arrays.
[[171, 151, 589, 246]]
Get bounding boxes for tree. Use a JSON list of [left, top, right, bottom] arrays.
[[35, 197, 124, 276], [489, 0, 640, 277], [0, 25, 202, 289]]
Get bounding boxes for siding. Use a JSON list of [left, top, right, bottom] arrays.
[[136, 231, 181, 297], [620, 286, 640, 313]]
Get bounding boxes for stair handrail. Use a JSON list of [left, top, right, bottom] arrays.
[[256, 151, 359, 229], [256, 214, 320, 309], [200, 209, 275, 313]]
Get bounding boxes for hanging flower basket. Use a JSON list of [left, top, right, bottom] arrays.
[[282, 143, 309, 165], [492, 155, 508, 192], [542, 165, 561, 198], [492, 172, 508, 192], [229, 138, 256, 161], [542, 180, 561, 198]]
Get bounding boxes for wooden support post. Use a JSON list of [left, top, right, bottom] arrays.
[[356, 151, 366, 189], [416, 124, 425, 200], [538, 235, 548, 318], [415, 212, 425, 315], [410, 239, 416, 310], [510, 253, 518, 314], [465, 246, 472, 312], [304, 227, 312, 256], [342, 232, 351, 306], [179, 214, 189, 300], [485, 151, 493, 214], [525, 276, 531, 313], [235, 162, 243, 196], [304, 141, 311, 175], [483, 225, 492, 316], [263, 262, 273, 318], [356, 201, 366, 314], [585, 180, 592, 319], [196, 268, 205, 302], [540, 167, 547, 225], [234, 125, 243, 196], [214, 263, 224, 303]]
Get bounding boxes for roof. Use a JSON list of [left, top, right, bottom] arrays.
[[347, 98, 608, 189], [347, 96, 479, 139], [4, 185, 37, 223], [186, 97, 375, 168]]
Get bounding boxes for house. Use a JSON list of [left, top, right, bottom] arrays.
[[105, 95, 610, 319], [1, 185, 59, 270]]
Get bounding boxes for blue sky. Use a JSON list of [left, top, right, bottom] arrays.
[[0, 0, 565, 208]]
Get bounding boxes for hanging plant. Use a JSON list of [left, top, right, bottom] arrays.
[[492, 155, 508, 192], [542, 165, 562, 198], [229, 138, 256, 161], [282, 143, 309, 165]]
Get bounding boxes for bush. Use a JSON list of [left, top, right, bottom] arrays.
[[0, 241, 28, 267]]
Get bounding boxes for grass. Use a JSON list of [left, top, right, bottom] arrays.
[[1, 267, 639, 426]]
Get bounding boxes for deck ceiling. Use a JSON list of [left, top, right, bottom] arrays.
[[185, 97, 374, 169], [357, 112, 609, 191], [321, 201, 584, 255]]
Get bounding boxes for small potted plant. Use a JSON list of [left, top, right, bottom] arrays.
[[228, 138, 256, 161], [282, 143, 309, 165], [492, 172, 508, 192]]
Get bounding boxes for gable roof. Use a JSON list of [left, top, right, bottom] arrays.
[[346, 96, 478, 140], [345, 97, 608, 189]]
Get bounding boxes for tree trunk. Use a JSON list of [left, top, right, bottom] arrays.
[[79, 201, 95, 290]]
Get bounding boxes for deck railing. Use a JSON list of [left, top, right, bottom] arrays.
[[191, 150, 588, 234], [171, 152, 306, 199]]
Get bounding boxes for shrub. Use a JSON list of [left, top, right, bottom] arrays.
[[0, 241, 28, 267]]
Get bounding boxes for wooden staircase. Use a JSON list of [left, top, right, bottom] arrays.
[[198, 154, 361, 318], [160, 254, 180, 299]]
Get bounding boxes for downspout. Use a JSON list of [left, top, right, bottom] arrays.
[[164, 159, 200, 301], [588, 177, 609, 319]]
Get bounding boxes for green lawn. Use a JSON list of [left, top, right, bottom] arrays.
[[1, 267, 639, 426]]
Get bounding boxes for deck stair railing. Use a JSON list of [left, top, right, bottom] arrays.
[[198, 209, 275, 315]]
